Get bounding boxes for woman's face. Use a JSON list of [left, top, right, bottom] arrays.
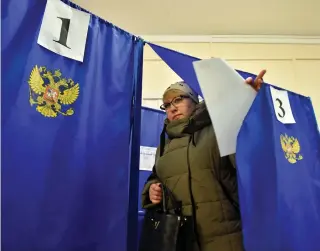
[[161, 90, 196, 122]]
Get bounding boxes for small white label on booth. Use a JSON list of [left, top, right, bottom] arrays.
[[269, 86, 296, 124], [37, 0, 90, 62], [139, 146, 157, 171]]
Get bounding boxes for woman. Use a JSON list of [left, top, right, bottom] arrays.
[[141, 70, 266, 251]]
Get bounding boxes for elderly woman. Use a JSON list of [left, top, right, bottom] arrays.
[[141, 70, 266, 251]]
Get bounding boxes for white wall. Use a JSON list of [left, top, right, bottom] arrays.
[[142, 39, 320, 124]]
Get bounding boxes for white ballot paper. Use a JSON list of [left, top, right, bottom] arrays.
[[193, 58, 257, 157], [139, 146, 157, 171]]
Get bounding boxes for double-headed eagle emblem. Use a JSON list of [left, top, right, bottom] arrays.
[[28, 65, 79, 117], [280, 134, 303, 164]]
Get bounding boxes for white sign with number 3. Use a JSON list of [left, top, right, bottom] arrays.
[[269, 86, 296, 124]]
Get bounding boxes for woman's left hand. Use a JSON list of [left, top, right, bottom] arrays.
[[245, 69, 267, 91]]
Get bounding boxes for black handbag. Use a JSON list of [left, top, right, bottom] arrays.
[[138, 184, 195, 251]]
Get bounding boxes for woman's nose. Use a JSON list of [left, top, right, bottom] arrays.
[[168, 105, 177, 113]]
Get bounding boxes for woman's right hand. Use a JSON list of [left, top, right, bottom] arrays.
[[149, 183, 162, 204]]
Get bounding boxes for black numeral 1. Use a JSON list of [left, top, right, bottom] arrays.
[[54, 17, 71, 49]]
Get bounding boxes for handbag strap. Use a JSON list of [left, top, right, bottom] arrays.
[[161, 184, 167, 213]]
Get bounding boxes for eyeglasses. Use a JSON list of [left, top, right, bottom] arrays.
[[160, 95, 190, 110]]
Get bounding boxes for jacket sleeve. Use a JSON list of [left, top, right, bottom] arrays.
[[141, 148, 161, 209], [218, 154, 240, 211], [228, 154, 236, 169]]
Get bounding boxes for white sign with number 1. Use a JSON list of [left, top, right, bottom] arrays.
[[37, 0, 90, 62], [269, 86, 296, 124]]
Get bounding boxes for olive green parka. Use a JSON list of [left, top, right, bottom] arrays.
[[141, 102, 244, 251]]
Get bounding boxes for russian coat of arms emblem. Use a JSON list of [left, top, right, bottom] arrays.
[[28, 65, 79, 118]]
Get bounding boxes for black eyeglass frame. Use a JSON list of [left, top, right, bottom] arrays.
[[160, 95, 190, 111]]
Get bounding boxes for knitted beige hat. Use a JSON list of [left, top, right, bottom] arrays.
[[163, 81, 199, 103]]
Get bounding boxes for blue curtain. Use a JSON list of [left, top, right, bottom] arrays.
[[126, 38, 145, 251], [140, 107, 166, 148], [236, 84, 320, 251], [1, 0, 144, 250], [148, 42, 257, 96]]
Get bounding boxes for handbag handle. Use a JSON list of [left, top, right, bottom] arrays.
[[159, 183, 182, 214], [161, 184, 167, 213]]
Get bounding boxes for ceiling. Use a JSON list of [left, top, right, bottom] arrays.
[[73, 0, 320, 36]]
